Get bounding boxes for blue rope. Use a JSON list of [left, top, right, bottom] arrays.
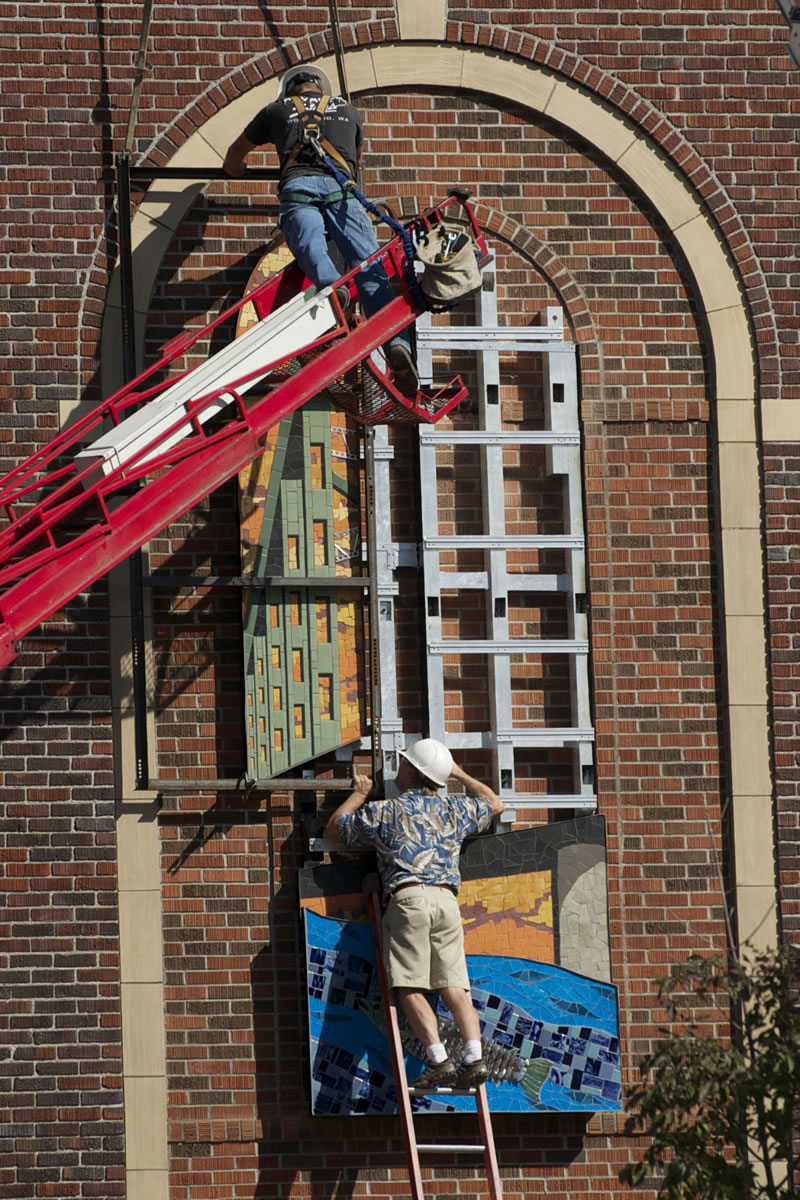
[[319, 153, 457, 314]]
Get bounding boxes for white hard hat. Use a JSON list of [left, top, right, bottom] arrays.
[[399, 738, 453, 787], [278, 64, 333, 99]]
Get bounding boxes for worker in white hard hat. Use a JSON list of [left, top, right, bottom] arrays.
[[222, 65, 418, 395], [324, 739, 504, 1091]]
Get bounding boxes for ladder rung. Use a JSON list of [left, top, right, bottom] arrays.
[[408, 1086, 477, 1096], [416, 1143, 486, 1154]]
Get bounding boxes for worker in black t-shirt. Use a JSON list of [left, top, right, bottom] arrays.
[[223, 66, 417, 394]]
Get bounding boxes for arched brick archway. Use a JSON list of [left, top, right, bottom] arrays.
[[104, 42, 776, 1198]]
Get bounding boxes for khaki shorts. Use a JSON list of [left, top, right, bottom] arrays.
[[382, 885, 469, 991]]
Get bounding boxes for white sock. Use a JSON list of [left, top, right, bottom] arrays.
[[426, 1042, 448, 1064], [462, 1039, 482, 1064]]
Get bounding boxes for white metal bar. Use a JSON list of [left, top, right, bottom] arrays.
[[76, 287, 339, 475], [496, 727, 595, 745], [419, 430, 580, 446], [428, 639, 588, 655], [424, 535, 585, 550], [417, 327, 574, 352]]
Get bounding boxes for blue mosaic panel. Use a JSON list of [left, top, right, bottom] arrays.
[[304, 910, 621, 1117]]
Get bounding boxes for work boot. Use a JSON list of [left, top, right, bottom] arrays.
[[411, 1058, 458, 1090], [386, 341, 419, 397], [334, 284, 351, 312], [455, 1058, 489, 1089]]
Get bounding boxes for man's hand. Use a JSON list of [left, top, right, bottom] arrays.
[[449, 761, 504, 819], [222, 132, 257, 178], [323, 772, 374, 842], [352, 772, 372, 796]]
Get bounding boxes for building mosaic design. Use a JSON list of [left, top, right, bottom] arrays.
[[299, 816, 620, 1116], [237, 241, 368, 776]]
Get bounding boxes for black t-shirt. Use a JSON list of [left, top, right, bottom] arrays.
[[244, 94, 362, 185]]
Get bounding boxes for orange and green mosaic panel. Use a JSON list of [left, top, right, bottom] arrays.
[[239, 395, 367, 777]]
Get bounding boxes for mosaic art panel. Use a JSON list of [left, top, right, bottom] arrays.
[[300, 816, 620, 1115], [237, 239, 369, 777]]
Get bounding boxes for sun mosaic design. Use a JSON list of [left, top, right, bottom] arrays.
[[305, 911, 621, 1116]]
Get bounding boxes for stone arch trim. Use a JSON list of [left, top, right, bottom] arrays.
[[115, 25, 778, 403], [472, 201, 604, 386], [83, 24, 781, 401]]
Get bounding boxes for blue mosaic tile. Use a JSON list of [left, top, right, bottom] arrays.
[[304, 911, 622, 1117]]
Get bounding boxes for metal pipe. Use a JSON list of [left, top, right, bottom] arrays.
[[142, 574, 371, 589], [328, 0, 350, 102], [115, 151, 149, 789], [130, 166, 279, 181]]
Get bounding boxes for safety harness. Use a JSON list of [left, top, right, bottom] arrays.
[[279, 95, 353, 203]]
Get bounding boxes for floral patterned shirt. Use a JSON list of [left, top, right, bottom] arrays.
[[337, 788, 493, 894]]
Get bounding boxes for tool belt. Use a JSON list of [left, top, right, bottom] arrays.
[[415, 222, 481, 303]]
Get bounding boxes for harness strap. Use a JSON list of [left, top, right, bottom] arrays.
[[279, 188, 351, 206], [281, 94, 353, 182], [313, 151, 462, 314]]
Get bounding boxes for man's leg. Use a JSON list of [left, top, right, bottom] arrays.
[[324, 195, 417, 392], [440, 985, 488, 1087], [279, 195, 339, 291], [393, 987, 440, 1046], [394, 987, 458, 1088], [323, 195, 392, 312], [431, 895, 489, 1087], [439, 986, 481, 1042]]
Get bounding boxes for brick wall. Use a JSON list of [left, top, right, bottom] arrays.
[[1, 3, 796, 1197]]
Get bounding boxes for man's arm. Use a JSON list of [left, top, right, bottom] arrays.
[[223, 132, 258, 177], [449, 762, 504, 821], [323, 773, 373, 843]]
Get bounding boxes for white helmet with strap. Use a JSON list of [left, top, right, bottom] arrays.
[[278, 64, 333, 99]]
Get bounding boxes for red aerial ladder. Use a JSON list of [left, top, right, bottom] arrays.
[[0, 191, 486, 669]]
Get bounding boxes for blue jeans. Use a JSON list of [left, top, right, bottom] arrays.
[[279, 174, 411, 350]]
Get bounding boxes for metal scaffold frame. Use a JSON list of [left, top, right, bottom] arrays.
[[374, 256, 596, 816]]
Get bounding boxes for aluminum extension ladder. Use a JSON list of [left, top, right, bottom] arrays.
[[0, 191, 486, 668], [368, 892, 503, 1199]]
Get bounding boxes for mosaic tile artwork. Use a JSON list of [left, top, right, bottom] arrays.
[[236, 238, 369, 777], [300, 816, 621, 1115]]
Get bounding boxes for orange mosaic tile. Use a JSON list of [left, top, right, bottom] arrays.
[[316, 598, 330, 643], [300, 892, 370, 923], [310, 443, 324, 490], [293, 704, 305, 739], [461, 870, 554, 963], [319, 674, 332, 720], [313, 521, 327, 567], [336, 592, 366, 742]]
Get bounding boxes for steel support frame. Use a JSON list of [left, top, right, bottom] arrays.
[[407, 261, 596, 817]]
